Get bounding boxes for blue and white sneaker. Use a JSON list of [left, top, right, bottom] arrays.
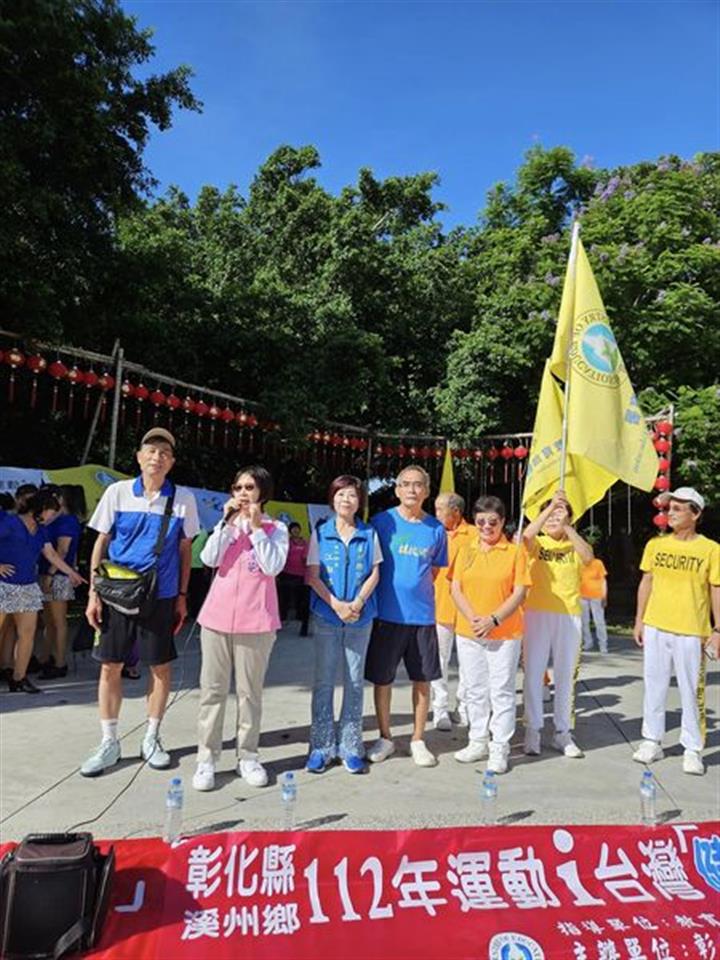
[[305, 750, 326, 773], [141, 734, 171, 769], [343, 755, 366, 774], [80, 739, 121, 777]]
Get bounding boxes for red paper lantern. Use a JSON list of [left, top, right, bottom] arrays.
[[514, 445, 528, 460], [194, 400, 209, 418], [247, 414, 258, 428], [657, 456, 670, 473], [408, 446, 417, 458], [208, 404, 220, 419], [501, 445, 514, 461], [237, 410, 248, 425], [420, 445, 431, 459], [66, 366, 84, 385], [121, 380, 135, 399], [27, 354, 46, 374], [654, 475, 670, 492], [83, 370, 98, 389], [654, 438, 670, 454], [397, 444, 407, 458], [374, 443, 384, 456], [150, 389, 167, 407], [652, 512, 669, 529], [166, 392, 181, 410], [473, 449, 483, 461], [487, 446, 499, 461], [4, 348, 25, 369], [656, 420, 673, 436], [182, 396, 196, 414], [98, 373, 115, 391], [49, 360, 67, 380], [357, 438, 368, 451], [220, 406, 235, 423], [652, 496, 666, 510], [134, 383, 149, 402]]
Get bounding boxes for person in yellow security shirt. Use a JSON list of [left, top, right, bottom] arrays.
[[432, 492, 473, 731], [522, 490, 594, 759], [450, 496, 531, 774], [633, 487, 720, 776], [580, 529, 609, 654]]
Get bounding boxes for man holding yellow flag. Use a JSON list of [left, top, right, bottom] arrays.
[[521, 223, 658, 757]]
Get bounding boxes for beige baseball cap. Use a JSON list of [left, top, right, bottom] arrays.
[[661, 487, 705, 511], [140, 427, 176, 449]]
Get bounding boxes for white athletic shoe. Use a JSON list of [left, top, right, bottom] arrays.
[[552, 731, 584, 758], [682, 749, 705, 776], [433, 710, 452, 732], [367, 737, 395, 764], [632, 740, 664, 765], [192, 761, 216, 791], [454, 739, 489, 763], [523, 729, 541, 756], [238, 755, 268, 787], [487, 743, 510, 775], [410, 739, 438, 767], [80, 738, 121, 777], [141, 734, 171, 769]]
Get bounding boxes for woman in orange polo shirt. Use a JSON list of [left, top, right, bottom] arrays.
[[449, 496, 531, 774]]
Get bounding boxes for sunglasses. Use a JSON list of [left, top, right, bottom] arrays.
[[476, 518, 501, 528]]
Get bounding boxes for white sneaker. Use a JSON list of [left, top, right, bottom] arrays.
[[141, 734, 171, 769], [523, 729, 541, 756], [80, 738, 121, 777], [683, 749, 705, 776], [487, 744, 510, 774], [552, 731, 584, 758], [454, 739, 489, 763], [434, 710, 452, 732], [367, 737, 395, 764], [192, 761, 216, 791], [632, 739, 664, 764], [410, 739, 438, 767], [238, 755, 268, 787], [542, 684, 552, 702]]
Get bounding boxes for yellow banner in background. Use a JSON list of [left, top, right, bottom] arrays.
[[47, 464, 130, 516]]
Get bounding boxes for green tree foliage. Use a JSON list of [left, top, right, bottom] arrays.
[[0, 0, 199, 336]]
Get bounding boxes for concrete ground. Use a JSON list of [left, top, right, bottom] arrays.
[[1, 622, 718, 841]]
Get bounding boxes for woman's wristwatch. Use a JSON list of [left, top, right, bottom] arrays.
[[490, 614, 500, 627]]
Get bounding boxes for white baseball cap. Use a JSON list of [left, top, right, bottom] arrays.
[[662, 487, 705, 511]]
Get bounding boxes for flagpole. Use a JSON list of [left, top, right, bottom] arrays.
[[559, 219, 581, 490]]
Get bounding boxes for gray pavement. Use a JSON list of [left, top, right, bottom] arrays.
[[1, 623, 718, 841]]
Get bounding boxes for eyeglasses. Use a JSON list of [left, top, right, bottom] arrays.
[[476, 518, 501, 528], [398, 481, 427, 489], [232, 482, 257, 492]]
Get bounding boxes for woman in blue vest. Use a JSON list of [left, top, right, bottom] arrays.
[[305, 475, 383, 774]]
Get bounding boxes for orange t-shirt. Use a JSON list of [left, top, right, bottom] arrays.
[[434, 520, 474, 625], [580, 558, 607, 600], [448, 537, 532, 640]]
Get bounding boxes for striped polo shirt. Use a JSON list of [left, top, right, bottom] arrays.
[[89, 476, 200, 599]]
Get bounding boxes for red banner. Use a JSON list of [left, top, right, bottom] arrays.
[[4, 823, 720, 959]]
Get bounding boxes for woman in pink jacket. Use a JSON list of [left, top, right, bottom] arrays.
[[193, 466, 288, 792]]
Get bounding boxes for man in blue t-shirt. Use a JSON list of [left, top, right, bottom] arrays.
[[80, 428, 199, 777], [365, 465, 447, 767]]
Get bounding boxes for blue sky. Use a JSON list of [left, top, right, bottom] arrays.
[[124, 0, 719, 228]]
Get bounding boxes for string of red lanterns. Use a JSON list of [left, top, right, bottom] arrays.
[[651, 417, 674, 531]]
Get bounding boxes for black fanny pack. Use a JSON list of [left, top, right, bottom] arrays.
[[93, 487, 175, 617]]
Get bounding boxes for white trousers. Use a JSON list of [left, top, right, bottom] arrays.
[[456, 635, 521, 745], [581, 598, 608, 651], [431, 622, 466, 713], [641, 625, 705, 752], [524, 610, 582, 734]]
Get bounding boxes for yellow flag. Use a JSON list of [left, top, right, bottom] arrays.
[[439, 442, 455, 494], [522, 361, 615, 519], [523, 232, 658, 520]]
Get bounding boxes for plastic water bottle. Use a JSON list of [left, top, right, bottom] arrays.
[[640, 770, 657, 826], [281, 771, 297, 831], [163, 777, 183, 843], [481, 770, 498, 826]]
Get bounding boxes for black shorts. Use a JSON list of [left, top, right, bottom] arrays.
[[364, 619, 441, 685], [92, 598, 177, 666]]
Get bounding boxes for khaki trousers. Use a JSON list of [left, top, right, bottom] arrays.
[[197, 627, 276, 763]]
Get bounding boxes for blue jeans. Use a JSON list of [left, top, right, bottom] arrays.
[[309, 615, 372, 761]]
